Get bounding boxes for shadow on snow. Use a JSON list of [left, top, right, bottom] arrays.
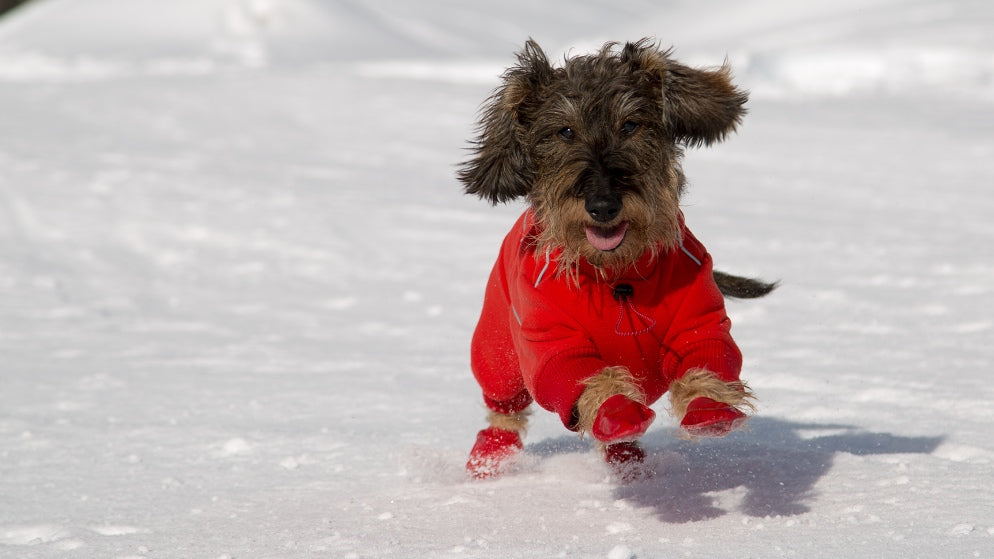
[[528, 417, 943, 523]]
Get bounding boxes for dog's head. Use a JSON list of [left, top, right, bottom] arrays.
[[459, 39, 747, 273]]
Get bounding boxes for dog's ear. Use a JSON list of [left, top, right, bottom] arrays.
[[459, 39, 552, 204], [662, 61, 748, 147], [621, 40, 747, 147]]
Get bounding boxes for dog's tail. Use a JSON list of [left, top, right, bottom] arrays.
[[713, 270, 778, 299]]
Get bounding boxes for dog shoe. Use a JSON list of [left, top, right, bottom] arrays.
[[591, 394, 656, 443], [466, 427, 523, 479], [604, 441, 650, 482], [680, 397, 747, 438]]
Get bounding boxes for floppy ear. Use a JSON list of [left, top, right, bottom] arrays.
[[663, 60, 748, 147], [458, 39, 552, 204], [621, 40, 747, 147]]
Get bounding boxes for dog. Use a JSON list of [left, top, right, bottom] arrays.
[[459, 39, 775, 480]]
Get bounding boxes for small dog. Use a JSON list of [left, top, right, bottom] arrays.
[[459, 39, 775, 480]]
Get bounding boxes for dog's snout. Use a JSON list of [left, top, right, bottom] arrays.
[[585, 194, 622, 223]]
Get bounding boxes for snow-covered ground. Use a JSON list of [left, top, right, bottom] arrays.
[[1, 1, 992, 557]]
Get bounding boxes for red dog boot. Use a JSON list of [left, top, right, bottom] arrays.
[[604, 441, 650, 482], [466, 427, 523, 479], [591, 394, 656, 443], [680, 397, 747, 438]]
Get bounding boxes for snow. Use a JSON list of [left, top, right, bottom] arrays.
[[1, 0, 992, 557]]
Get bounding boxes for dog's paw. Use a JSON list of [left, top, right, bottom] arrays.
[[591, 394, 656, 443], [679, 397, 747, 438], [604, 441, 653, 483], [465, 427, 523, 479]]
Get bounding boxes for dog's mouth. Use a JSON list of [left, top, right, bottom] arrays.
[[585, 221, 629, 252]]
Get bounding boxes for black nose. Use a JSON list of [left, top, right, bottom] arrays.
[[585, 194, 622, 222]]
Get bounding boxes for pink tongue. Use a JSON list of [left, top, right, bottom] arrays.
[[585, 222, 629, 252]]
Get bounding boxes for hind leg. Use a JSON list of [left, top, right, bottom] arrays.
[[466, 391, 532, 479], [466, 280, 533, 478]]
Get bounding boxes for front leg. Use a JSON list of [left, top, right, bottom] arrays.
[[575, 366, 654, 441], [574, 366, 656, 479], [669, 368, 756, 438]]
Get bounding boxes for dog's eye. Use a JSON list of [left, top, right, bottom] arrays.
[[620, 121, 641, 137], [557, 127, 575, 142]]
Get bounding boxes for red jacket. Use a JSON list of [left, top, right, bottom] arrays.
[[471, 210, 742, 428]]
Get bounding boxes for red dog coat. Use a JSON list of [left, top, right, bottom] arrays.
[[471, 210, 742, 428]]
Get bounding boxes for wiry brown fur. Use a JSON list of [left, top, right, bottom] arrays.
[[575, 366, 645, 437], [487, 408, 531, 434], [531, 162, 682, 278], [668, 368, 756, 420]]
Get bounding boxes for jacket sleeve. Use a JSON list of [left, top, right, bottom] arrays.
[[660, 236, 743, 385], [510, 269, 608, 430]]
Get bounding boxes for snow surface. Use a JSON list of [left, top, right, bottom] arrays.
[[1, 0, 993, 557]]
